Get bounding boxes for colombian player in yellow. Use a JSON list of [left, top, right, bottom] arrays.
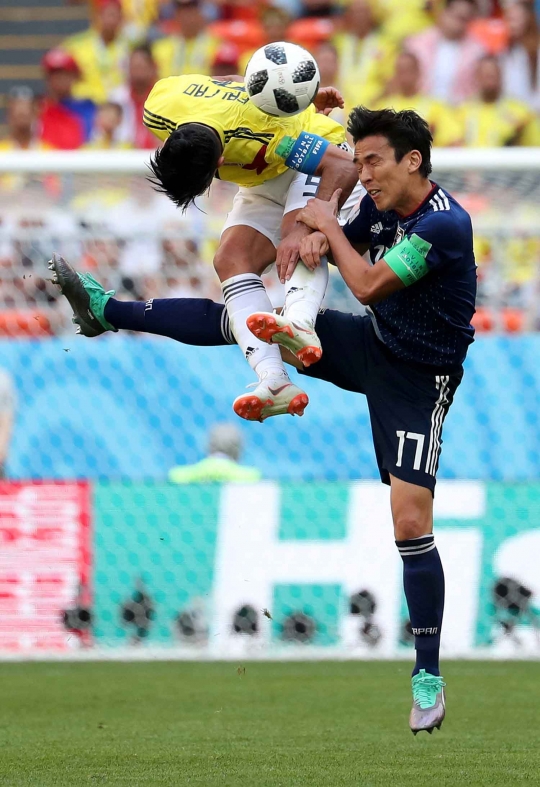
[[143, 72, 360, 422]]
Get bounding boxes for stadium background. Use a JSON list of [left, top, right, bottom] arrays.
[[0, 0, 539, 663]]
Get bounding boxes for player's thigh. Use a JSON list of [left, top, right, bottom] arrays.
[[219, 171, 295, 270], [390, 475, 434, 540], [215, 224, 276, 280], [366, 363, 463, 495], [298, 310, 371, 393]]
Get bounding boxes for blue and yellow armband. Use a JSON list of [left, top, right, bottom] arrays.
[[276, 132, 330, 176], [383, 234, 431, 286]]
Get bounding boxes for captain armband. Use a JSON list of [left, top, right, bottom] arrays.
[[276, 132, 330, 176], [383, 234, 432, 286]]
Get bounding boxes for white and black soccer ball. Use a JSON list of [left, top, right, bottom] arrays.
[[245, 42, 320, 118]]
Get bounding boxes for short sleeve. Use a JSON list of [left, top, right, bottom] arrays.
[[342, 194, 372, 245], [412, 211, 468, 271]]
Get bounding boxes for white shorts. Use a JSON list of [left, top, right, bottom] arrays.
[[221, 169, 365, 248]]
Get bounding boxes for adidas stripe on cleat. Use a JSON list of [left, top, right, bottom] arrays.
[[246, 312, 322, 367]]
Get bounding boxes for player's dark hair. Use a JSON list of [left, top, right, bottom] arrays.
[[148, 123, 222, 211], [347, 106, 433, 178]]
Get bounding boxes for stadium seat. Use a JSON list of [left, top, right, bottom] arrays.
[[207, 20, 264, 53], [0, 310, 53, 338], [288, 18, 335, 49]]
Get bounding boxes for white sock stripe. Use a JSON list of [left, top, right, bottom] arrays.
[[222, 280, 265, 296], [398, 537, 435, 550], [399, 543, 437, 556], [398, 541, 435, 552], [220, 308, 235, 344], [398, 545, 434, 554], [223, 283, 266, 304]]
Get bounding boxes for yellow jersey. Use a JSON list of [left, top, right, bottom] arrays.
[[151, 33, 220, 81], [332, 32, 397, 111], [459, 98, 540, 147], [143, 75, 346, 188], [62, 29, 130, 104]]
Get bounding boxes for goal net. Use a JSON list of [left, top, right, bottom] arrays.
[[0, 148, 538, 660]]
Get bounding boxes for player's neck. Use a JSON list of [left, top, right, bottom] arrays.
[[394, 180, 435, 218]]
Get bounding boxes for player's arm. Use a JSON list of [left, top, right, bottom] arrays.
[[277, 132, 358, 208], [298, 190, 416, 305]]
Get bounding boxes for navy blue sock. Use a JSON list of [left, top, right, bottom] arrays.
[[104, 297, 234, 346], [396, 535, 445, 677]]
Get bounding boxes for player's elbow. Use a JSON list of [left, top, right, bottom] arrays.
[[351, 280, 378, 306]]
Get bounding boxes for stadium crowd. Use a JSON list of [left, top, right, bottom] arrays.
[[1, 0, 540, 334]]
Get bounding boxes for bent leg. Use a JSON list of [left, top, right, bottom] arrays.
[[215, 225, 285, 380], [104, 297, 234, 346]]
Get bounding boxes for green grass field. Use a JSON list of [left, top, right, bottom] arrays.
[[0, 661, 538, 786]]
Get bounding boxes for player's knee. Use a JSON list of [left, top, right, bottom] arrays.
[[213, 246, 232, 279], [213, 246, 251, 280], [393, 511, 431, 542]]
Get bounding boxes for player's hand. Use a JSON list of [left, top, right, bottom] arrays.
[[313, 86, 345, 116], [276, 222, 311, 283], [299, 231, 329, 270], [298, 189, 342, 232]]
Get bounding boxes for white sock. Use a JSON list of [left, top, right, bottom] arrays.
[[222, 273, 288, 380], [283, 257, 329, 327]]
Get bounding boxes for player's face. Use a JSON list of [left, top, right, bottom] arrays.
[[353, 135, 414, 213]]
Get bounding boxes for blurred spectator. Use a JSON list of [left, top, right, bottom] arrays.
[[406, 0, 487, 103], [39, 50, 96, 149], [109, 45, 159, 148], [378, 51, 463, 146], [299, 0, 337, 18], [211, 42, 241, 77], [0, 369, 15, 479], [62, 0, 131, 103], [313, 41, 347, 125], [86, 102, 131, 148], [239, 6, 293, 71], [169, 422, 262, 483], [459, 54, 540, 145], [332, 0, 397, 109], [371, 0, 435, 44], [501, 1, 540, 108], [152, 0, 219, 79], [0, 88, 41, 151]]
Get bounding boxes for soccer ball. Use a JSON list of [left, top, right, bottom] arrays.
[[245, 42, 320, 118]]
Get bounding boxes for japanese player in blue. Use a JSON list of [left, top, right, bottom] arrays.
[[48, 107, 476, 735]]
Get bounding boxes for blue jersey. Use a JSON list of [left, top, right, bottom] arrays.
[[343, 183, 476, 369]]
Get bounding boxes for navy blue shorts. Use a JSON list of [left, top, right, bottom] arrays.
[[300, 311, 463, 492]]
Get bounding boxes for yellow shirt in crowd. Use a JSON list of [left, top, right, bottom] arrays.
[[377, 94, 463, 147], [459, 98, 540, 147], [367, 0, 439, 42], [151, 33, 220, 80], [144, 74, 346, 188], [62, 29, 131, 103], [333, 31, 397, 112]]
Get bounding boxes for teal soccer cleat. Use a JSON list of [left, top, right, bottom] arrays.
[[409, 670, 446, 735], [48, 253, 117, 337]]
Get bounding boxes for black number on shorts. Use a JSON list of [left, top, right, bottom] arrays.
[[302, 175, 320, 197]]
